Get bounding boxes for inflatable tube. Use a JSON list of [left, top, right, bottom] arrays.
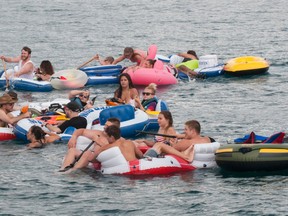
[[85, 76, 119, 86], [0, 77, 53, 92], [215, 143, 288, 171], [91, 105, 149, 138], [91, 142, 220, 175], [192, 142, 221, 168], [194, 64, 224, 77], [124, 61, 178, 86], [79, 106, 110, 129], [79, 65, 122, 77], [13, 118, 75, 143], [223, 56, 269, 76], [50, 69, 88, 90], [94, 146, 196, 175], [0, 127, 16, 141], [156, 54, 170, 63]]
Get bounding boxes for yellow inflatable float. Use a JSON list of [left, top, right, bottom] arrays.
[[223, 56, 269, 76]]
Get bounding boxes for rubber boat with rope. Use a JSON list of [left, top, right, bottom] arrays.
[[90, 142, 220, 175], [223, 56, 269, 76], [215, 143, 288, 172], [215, 131, 288, 171]]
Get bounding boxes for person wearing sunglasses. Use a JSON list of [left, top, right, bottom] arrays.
[[68, 89, 93, 110], [135, 83, 158, 111], [0, 94, 30, 127], [35, 60, 54, 81]]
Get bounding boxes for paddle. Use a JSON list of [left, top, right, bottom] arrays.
[[135, 130, 177, 138], [76, 56, 95, 69], [2, 59, 9, 91], [59, 140, 94, 172]]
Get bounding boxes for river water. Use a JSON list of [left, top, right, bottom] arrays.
[[1, 0, 288, 215]]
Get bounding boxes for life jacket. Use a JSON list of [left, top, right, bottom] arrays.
[[141, 97, 158, 110]]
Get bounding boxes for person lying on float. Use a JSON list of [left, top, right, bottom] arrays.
[[112, 47, 147, 66]]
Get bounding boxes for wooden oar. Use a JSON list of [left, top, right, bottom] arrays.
[[135, 130, 177, 138], [59, 141, 94, 172], [76, 56, 95, 69], [2, 59, 9, 91]]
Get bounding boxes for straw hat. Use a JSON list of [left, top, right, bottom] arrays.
[[6, 90, 18, 102], [0, 94, 15, 105]]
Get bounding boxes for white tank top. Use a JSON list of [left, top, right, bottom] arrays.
[[17, 60, 35, 79]]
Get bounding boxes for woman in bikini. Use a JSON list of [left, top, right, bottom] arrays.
[[113, 73, 139, 106], [134, 110, 176, 147]]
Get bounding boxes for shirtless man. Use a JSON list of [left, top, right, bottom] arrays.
[[0, 94, 30, 127], [0, 46, 35, 79], [60, 125, 143, 172], [112, 47, 146, 66], [60, 118, 121, 170], [144, 120, 212, 162]]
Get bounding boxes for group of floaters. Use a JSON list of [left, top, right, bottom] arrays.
[[0, 85, 222, 176], [0, 46, 276, 175], [0, 45, 270, 91], [1, 87, 287, 174]]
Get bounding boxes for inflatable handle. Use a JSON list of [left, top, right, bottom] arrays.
[[147, 44, 157, 60]]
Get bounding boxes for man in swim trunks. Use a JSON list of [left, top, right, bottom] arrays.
[[144, 120, 212, 162]]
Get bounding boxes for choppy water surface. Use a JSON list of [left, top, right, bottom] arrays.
[[0, 0, 288, 215]]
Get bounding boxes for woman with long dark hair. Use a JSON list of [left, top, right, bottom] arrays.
[[113, 73, 139, 105], [27, 125, 60, 149]]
